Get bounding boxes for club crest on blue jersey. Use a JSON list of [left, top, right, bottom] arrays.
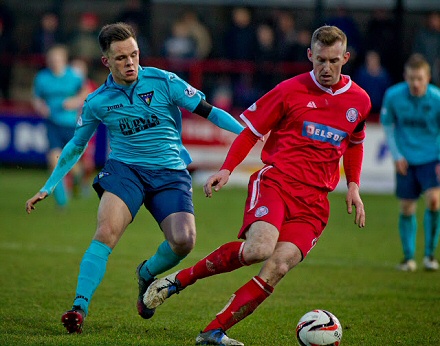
[[98, 171, 110, 179], [303, 121, 346, 146], [138, 91, 154, 106], [184, 86, 197, 97], [346, 108, 359, 122]]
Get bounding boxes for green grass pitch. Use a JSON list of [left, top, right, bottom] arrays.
[[1, 167, 439, 345]]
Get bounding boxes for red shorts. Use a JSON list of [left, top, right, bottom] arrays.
[[238, 165, 330, 259]]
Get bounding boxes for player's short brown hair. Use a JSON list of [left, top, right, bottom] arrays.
[[98, 22, 137, 55], [311, 25, 347, 52], [404, 53, 431, 74]]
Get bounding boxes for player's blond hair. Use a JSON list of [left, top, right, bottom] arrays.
[[311, 26, 347, 53], [404, 53, 431, 75]]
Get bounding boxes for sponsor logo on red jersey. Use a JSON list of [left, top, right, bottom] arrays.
[[303, 121, 347, 146]]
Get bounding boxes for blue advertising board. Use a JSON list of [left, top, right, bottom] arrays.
[[0, 113, 108, 167]]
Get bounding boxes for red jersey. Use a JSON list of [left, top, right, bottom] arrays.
[[240, 71, 371, 191]]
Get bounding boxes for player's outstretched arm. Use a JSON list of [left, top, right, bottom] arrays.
[[204, 169, 231, 198], [204, 127, 259, 197], [345, 182, 365, 228], [193, 100, 244, 135], [25, 191, 48, 214]]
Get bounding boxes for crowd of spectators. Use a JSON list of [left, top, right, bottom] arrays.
[[1, 1, 439, 117], [412, 11, 440, 86], [0, 0, 16, 102]]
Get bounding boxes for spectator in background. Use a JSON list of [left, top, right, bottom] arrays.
[[223, 7, 258, 108], [413, 11, 440, 86], [223, 7, 257, 61], [254, 21, 280, 94], [0, 0, 14, 32], [354, 50, 392, 116], [161, 18, 197, 80], [284, 28, 312, 63], [273, 10, 298, 61], [365, 8, 398, 83], [32, 45, 88, 208], [116, 0, 152, 51], [68, 12, 102, 65], [325, 5, 363, 75], [380, 54, 440, 272], [161, 18, 197, 59], [255, 21, 278, 63], [130, 21, 151, 58], [31, 11, 64, 54], [0, 1, 16, 102], [117, 0, 148, 33], [181, 9, 212, 59]]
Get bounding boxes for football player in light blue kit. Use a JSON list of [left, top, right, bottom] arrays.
[[32, 44, 87, 207], [25, 22, 244, 334], [381, 53, 440, 272]]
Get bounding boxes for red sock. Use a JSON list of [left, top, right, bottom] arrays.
[[203, 276, 274, 332], [176, 241, 247, 288]]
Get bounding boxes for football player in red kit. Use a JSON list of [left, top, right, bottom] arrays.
[[144, 25, 371, 346]]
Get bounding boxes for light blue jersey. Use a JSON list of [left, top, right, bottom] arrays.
[[33, 66, 84, 127], [40, 66, 244, 194], [380, 82, 440, 165], [78, 66, 203, 169]]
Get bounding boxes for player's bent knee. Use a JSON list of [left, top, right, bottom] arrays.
[[243, 243, 273, 264], [275, 262, 292, 277], [169, 234, 196, 255]]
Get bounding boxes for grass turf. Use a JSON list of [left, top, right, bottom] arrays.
[[1, 167, 439, 345]]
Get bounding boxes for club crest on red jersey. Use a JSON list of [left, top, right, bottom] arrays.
[[255, 206, 268, 217], [248, 103, 257, 111], [346, 108, 359, 122]]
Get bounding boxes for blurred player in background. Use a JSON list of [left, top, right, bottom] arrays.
[[32, 44, 88, 208], [70, 58, 99, 196], [25, 22, 243, 334], [380, 53, 440, 272], [144, 25, 371, 345]]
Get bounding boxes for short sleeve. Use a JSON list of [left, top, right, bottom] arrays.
[[240, 85, 285, 138], [167, 72, 205, 112]]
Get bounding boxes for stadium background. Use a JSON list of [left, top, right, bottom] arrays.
[[1, 0, 439, 193], [1, 3, 440, 345]]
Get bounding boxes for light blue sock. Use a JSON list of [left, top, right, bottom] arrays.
[[73, 240, 112, 315], [424, 209, 440, 257], [399, 214, 417, 260], [53, 180, 68, 207], [140, 241, 186, 280]]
